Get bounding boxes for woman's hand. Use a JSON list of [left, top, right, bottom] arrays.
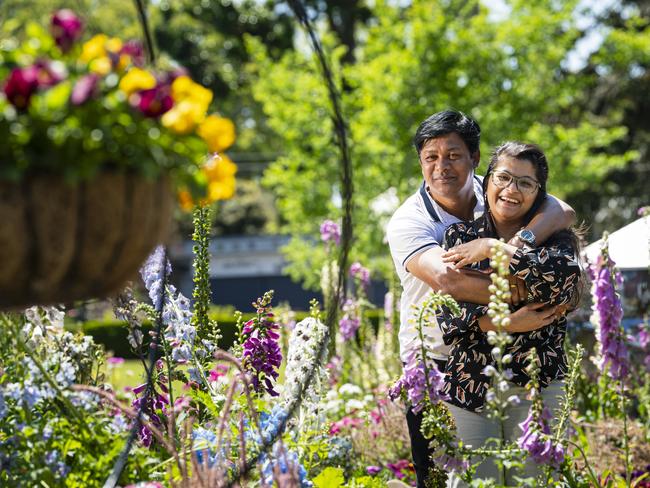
[[442, 238, 497, 269], [506, 302, 559, 333]]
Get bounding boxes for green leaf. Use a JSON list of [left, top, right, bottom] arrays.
[[313, 467, 345, 488]]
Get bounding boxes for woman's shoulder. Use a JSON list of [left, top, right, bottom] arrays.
[[445, 215, 489, 241]]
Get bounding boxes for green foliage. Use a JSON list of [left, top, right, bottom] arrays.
[[313, 466, 345, 488], [249, 0, 635, 283]]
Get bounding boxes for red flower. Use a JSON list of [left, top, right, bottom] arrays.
[[50, 9, 83, 53], [3, 66, 40, 109], [132, 85, 173, 118], [71, 74, 99, 105]]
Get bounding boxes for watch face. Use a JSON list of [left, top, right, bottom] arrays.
[[519, 229, 534, 243]]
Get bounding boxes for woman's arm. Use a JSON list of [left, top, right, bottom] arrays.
[[512, 195, 575, 247]]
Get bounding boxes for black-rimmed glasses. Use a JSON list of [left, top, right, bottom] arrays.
[[490, 170, 540, 194]]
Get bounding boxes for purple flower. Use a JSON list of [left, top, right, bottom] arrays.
[[3, 66, 40, 109], [132, 84, 173, 118], [389, 348, 448, 414], [339, 298, 360, 340], [589, 247, 630, 381], [71, 73, 100, 105], [320, 219, 340, 245], [349, 261, 370, 288], [50, 9, 83, 53], [107, 357, 125, 365], [240, 293, 282, 396], [366, 465, 382, 475], [638, 206, 650, 217], [120, 40, 145, 66], [517, 407, 564, 467], [432, 452, 470, 473]]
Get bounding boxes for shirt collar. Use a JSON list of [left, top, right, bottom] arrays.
[[420, 176, 485, 224]]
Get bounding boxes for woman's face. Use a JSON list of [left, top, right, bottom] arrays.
[[487, 155, 540, 226]]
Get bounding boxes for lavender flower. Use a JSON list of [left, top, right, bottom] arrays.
[[638, 206, 650, 217], [517, 407, 564, 467], [589, 243, 630, 381], [320, 219, 340, 245], [389, 347, 448, 414], [349, 261, 370, 288], [339, 298, 360, 341], [241, 292, 282, 396]]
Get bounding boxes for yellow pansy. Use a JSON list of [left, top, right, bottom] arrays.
[[89, 56, 112, 75], [170, 76, 213, 107], [205, 153, 237, 201], [162, 77, 214, 134], [80, 34, 108, 62], [176, 154, 237, 210], [119, 68, 156, 96], [197, 115, 236, 153], [105, 37, 123, 54]]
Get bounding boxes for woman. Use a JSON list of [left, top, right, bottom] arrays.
[[435, 141, 582, 483]]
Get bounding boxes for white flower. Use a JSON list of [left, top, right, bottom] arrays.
[[338, 383, 362, 396]]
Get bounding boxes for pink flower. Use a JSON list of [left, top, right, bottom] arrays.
[[50, 9, 84, 53], [34, 59, 65, 87], [366, 465, 382, 475], [329, 416, 363, 435], [120, 40, 145, 66], [208, 364, 228, 382], [132, 85, 173, 118], [107, 357, 125, 365], [349, 261, 370, 287], [386, 459, 414, 479], [3, 66, 40, 109], [71, 74, 99, 105]]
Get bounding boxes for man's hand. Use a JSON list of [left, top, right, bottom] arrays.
[[441, 238, 496, 269], [507, 275, 527, 306]]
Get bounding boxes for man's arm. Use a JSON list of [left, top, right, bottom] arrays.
[[407, 246, 493, 304], [519, 194, 575, 245]]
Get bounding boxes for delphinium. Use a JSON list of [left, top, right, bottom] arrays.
[[319, 219, 341, 355], [389, 291, 464, 487], [589, 235, 632, 484], [281, 310, 329, 432], [240, 291, 282, 397]]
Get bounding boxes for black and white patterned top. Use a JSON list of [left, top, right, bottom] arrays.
[[436, 216, 581, 412]]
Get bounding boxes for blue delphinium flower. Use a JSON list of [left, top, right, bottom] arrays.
[[140, 246, 172, 311], [44, 450, 70, 479]]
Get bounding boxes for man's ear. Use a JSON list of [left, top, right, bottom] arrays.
[[472, 150, 480, 169]]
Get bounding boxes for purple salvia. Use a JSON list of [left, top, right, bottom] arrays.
[[589, 244, 630, 381], [320, 219, 341, 245]]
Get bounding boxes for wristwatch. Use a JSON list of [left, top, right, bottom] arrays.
[[515, 229, 536, 247]]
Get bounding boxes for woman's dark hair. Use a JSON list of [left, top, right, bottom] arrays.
[[413, 109, 481, 155], [484, 140, 585, 309]]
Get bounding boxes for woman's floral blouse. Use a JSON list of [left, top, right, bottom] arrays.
[[436, 216, 581, 412]]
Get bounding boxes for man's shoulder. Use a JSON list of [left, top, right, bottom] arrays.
[[387, 191, 426, 232]]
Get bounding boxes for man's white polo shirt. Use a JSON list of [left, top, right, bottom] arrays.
[[386, 177, 485, 363]]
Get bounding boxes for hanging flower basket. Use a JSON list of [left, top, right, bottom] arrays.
[[0, 10, 238, 307], [0, 172, 173, 308]]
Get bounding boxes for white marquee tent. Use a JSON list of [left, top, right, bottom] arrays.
[[583, 217, 650, 270]]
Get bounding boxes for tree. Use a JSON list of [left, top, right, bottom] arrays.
[[249, 0, 635, 287]]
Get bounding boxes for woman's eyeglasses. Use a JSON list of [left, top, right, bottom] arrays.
[[490, 170, 540, 194]]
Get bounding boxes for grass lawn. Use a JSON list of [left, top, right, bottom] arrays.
[[106, 359, 146, 392]]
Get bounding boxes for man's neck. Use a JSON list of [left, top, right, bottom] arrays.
[[427, 186, 477, 221]]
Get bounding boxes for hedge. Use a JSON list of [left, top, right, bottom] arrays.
[[75, 309, 384, 359]]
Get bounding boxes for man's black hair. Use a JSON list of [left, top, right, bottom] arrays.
[[413, 109, 481, 155]]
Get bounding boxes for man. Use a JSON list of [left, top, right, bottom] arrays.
[[386, 110, 574, 487]]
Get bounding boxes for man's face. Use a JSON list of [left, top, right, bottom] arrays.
[[419, 132, 478, 201]]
